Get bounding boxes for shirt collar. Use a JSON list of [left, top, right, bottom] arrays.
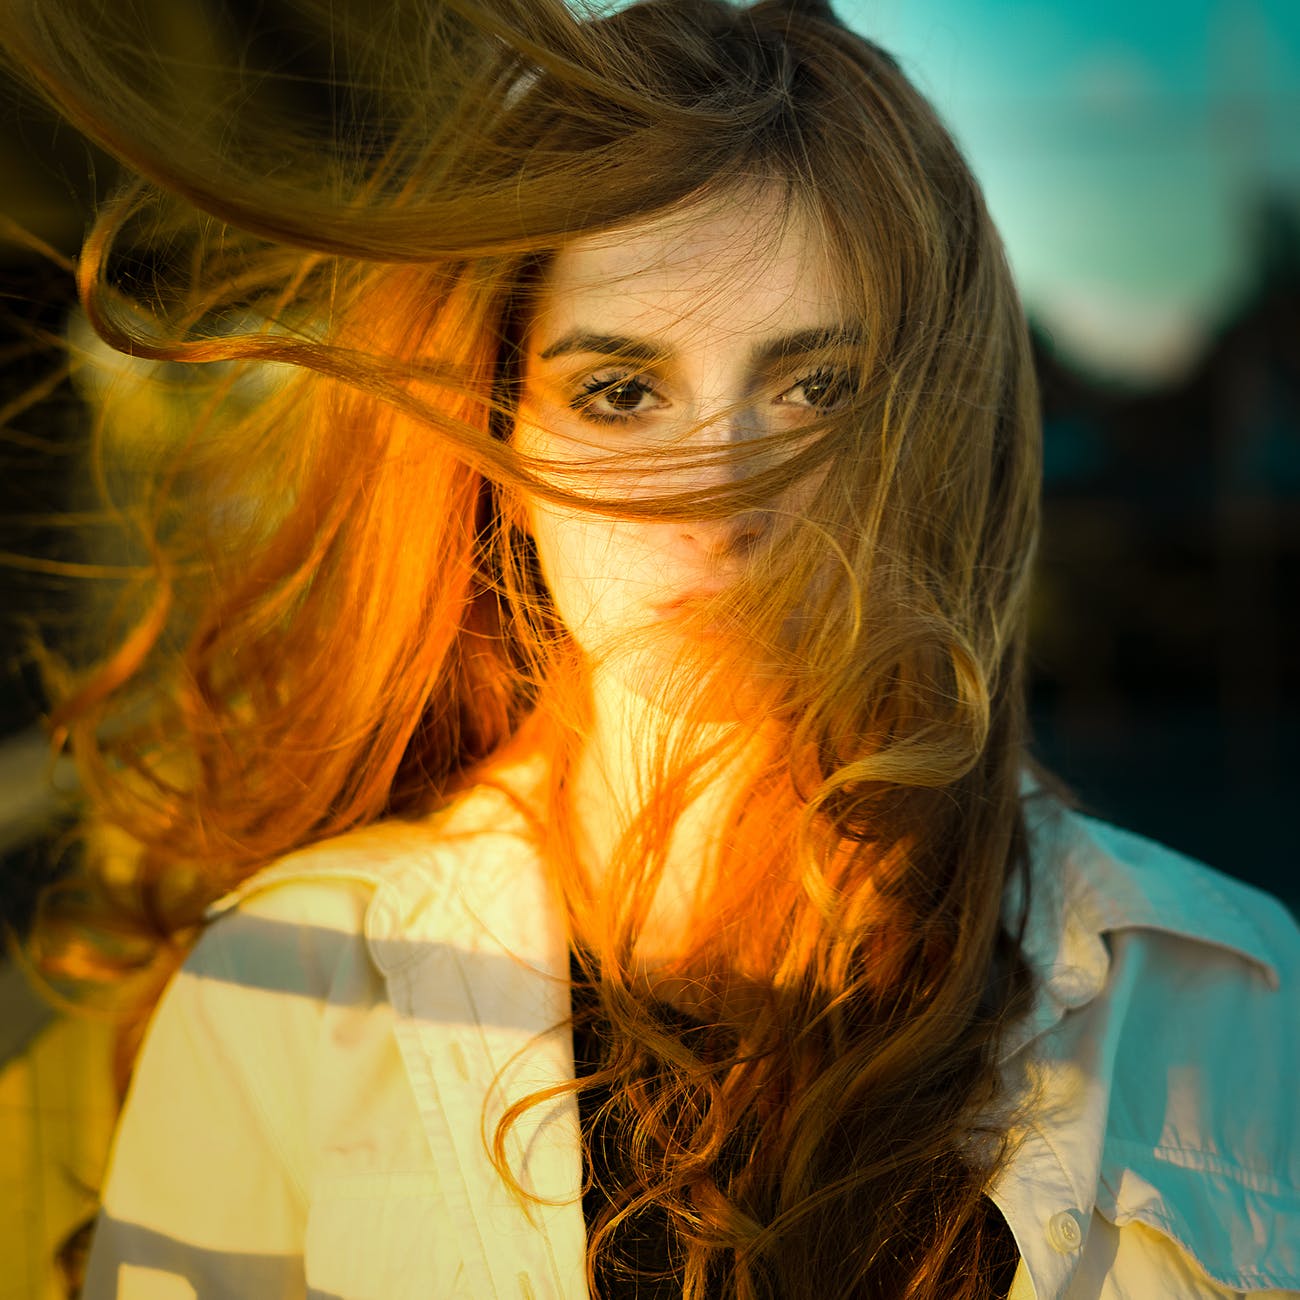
[[1003, 786, 1280, 1062], [1059, 807, 1281, 986]]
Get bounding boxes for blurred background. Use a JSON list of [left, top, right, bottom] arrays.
[[855, 0, 1300, 913], [1, 0, 1297, 927]]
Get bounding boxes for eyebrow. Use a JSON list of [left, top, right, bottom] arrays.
[[536, 325, 864, 371]]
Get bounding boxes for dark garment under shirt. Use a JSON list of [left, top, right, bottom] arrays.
[[570, 949, 688, 1299], [568, 950, 1020, 1299]]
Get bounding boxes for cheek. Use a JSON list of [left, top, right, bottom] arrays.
[[526, 502, 649, 644]]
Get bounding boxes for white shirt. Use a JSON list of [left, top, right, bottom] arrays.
[[83, 777, 1300, 1299]]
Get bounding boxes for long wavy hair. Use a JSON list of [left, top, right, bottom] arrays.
[[5, 0, 1043, 1295]]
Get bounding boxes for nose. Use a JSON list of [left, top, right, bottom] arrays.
[[678, 510, 768, 563], [671, 404, 776, 561]]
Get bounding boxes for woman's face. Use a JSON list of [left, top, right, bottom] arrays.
[[515, 184, 851, 695]]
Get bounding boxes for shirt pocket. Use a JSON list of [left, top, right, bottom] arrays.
[[1096, 1142, 1295, 1297]]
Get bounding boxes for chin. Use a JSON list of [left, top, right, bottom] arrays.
[[604, 639, 770, 727]]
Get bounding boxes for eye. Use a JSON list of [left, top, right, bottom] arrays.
[[570, 373, 664, 424], [777, 367, 856, 412]]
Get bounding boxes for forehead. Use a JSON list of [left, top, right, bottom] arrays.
[[527, 186, 844, 348]]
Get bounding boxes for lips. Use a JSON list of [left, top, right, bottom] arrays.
[[650, 586, 729, 615]]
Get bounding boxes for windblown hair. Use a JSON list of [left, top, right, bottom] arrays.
[[5, 0, 1043, 1295]]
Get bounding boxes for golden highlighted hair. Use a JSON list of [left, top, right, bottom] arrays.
[[4, 1, 1042, 1294]]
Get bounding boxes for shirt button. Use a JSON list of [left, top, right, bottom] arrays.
[[1047, 1209, 1084, 1254]]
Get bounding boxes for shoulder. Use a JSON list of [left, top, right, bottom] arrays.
[[1001, 798, 1300, 1297], [1062, 810, 1296, 983], [1024, 800, 1297, 1057], [1014, 795, 1296, 1048], [196, 763, 550, 989]]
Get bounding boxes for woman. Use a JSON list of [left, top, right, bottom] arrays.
[[4, 0, 1296, 1296]]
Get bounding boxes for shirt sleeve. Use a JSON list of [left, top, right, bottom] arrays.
[[81, 898, 340, 1300]]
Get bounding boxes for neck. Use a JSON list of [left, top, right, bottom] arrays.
[[563, 661, 762, 964]]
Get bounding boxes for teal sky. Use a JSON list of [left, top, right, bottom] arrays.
[[837, 0, 1300, 381]]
